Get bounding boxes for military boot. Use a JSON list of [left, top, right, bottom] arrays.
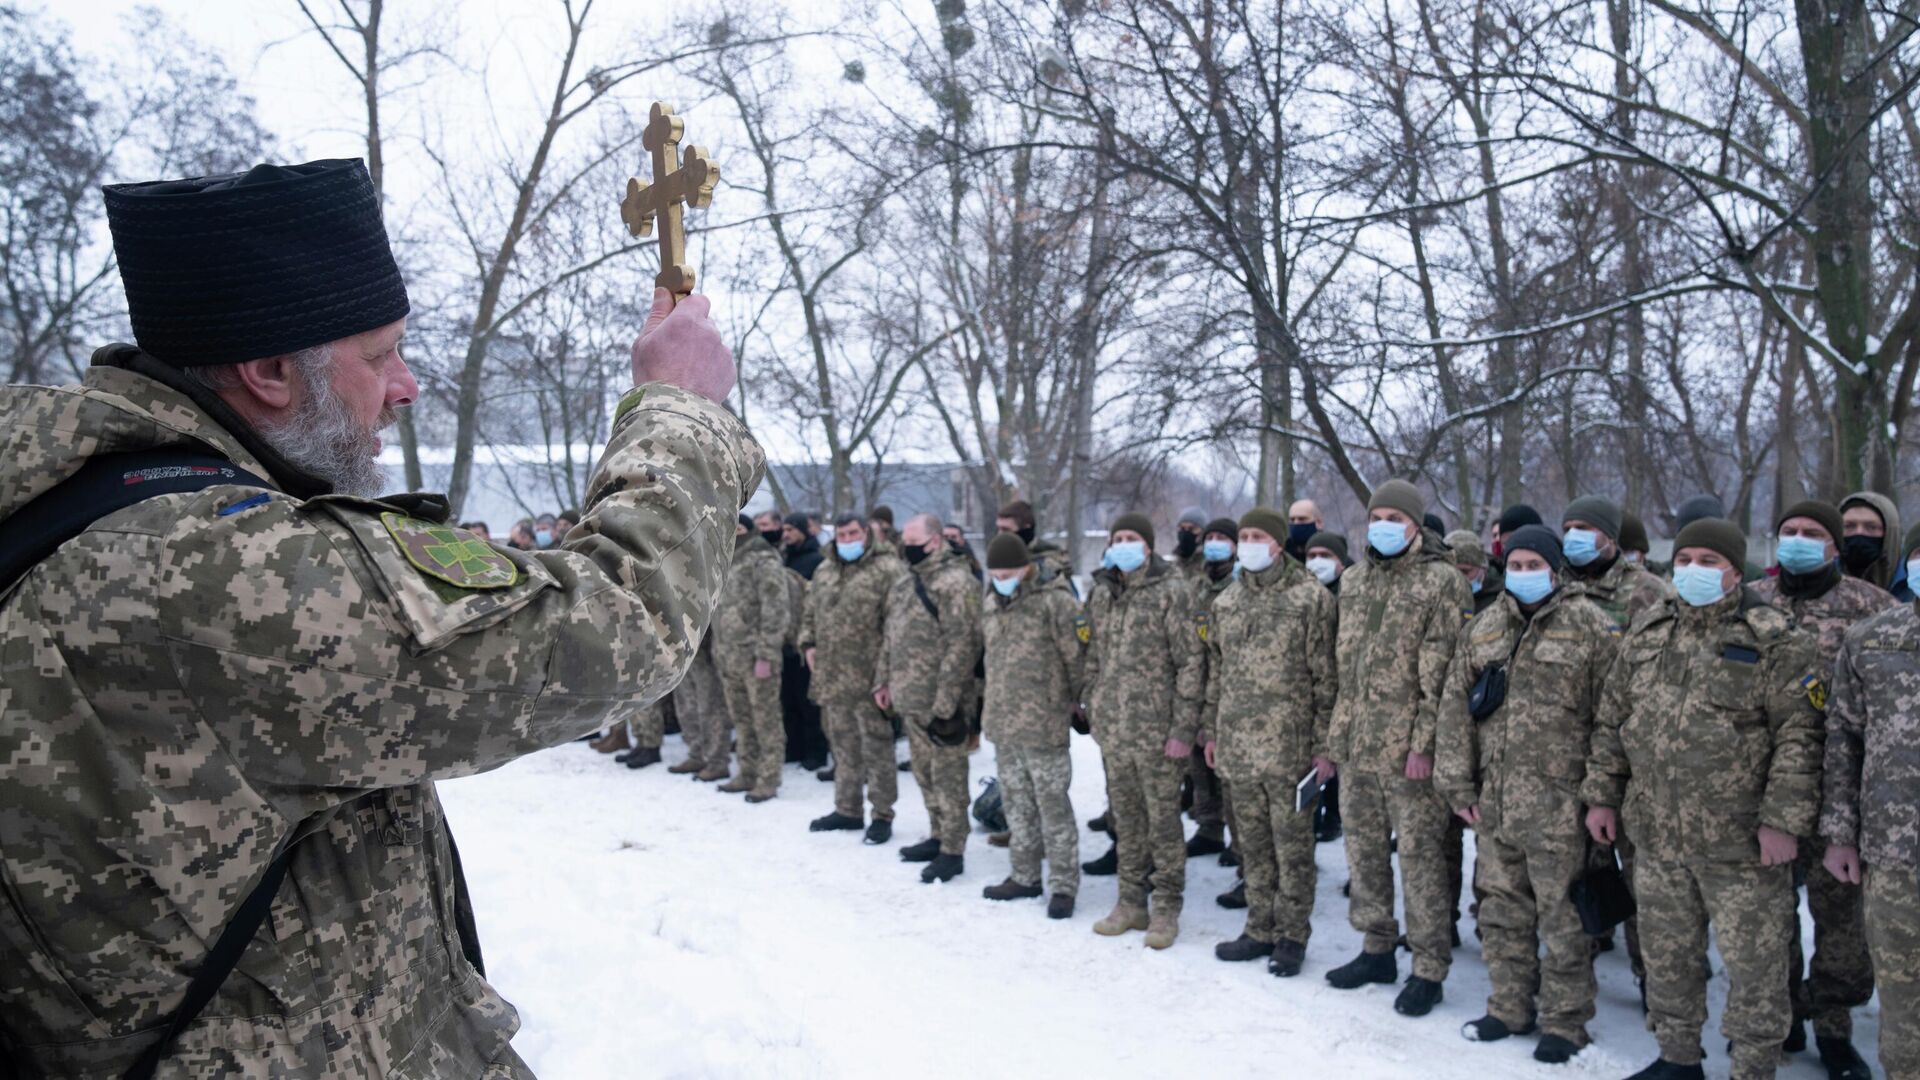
[[982, 878, 1042, 901], [695, 765, 730, 783], [1092, 902, 1148, 936], [744, 787, 777, 803], [1047, 894, 1074, 920], [863, 820, 892, 845], [1082, 842, 1119, 876], [1143, 906, 1180, 950], [809, 812, 864, 832], [1325, 950, 1397, 989], [898, 838, 941, 863], [815, 766, 835, 783], [1393, 976, 1444, 1017], [1213, 934, 1272, 962], [717, 776, 752, 794], [1815, 1037, 1870, 1080], [1185, 831, 1226, 858], [668, 758, 704, 775], [619, 746, 662, 770], [1087, 809, 1111, 834], [1268, 939, 1306, 978], [1461, 1015, 1535, 1042], [986, 832, 1010, 847], [1532, 1033, 1585, 1065], [590, 727, 630, 753], [920, 853, 963, 883], [1216, 880, 1247, 909], [1624, 1061, 1705, 1080]]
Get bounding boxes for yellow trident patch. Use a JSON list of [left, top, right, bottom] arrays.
[[1801, 673, 1828, 710], [381, 513, 519, 590], [1074, 614, 1091, 645], [1195, 610, 1211, 642]]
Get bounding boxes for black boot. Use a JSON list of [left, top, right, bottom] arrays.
[[800, 753, 827, 772], [1185, 832, 1226, 858], [1216, 881, 1247, 909], [816, 766, 835, 783], [1087, 809, 1111, 833], [1047, 893, 1074, 920], [920, 853, 963, 883], [1219, 847, 1240, 868], [619, 746, 662, 769], [1082, 843, 1118, 876], [863, 820, 892, 845], [809, 812, 864, 832], [1213, 934, 1274, 962], [1815, 1036, 1871, 1080], [1533, 1034, 1583, 1064], [1394, 976, 1444, 1017], [1460, 1015, 1535, 1042], [1625, 1061, 1705, 1080], [983, 878, 1043, 901], [1326, 950, 1397, 989], [898, 759, 913, 772], [898, 837, 941, 863], [1269, 939, 1306, 977], [1783, 1018, 1807, 1054]]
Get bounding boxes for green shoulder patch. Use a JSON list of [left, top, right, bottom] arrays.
[[1801, 673, 1828, 710], [381, 512, 518, 590], [1195, 609, 1211, 642], [1074, 613, 1091, 644]]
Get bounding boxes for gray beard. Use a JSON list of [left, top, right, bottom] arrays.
[[256, 355, 392, 497]]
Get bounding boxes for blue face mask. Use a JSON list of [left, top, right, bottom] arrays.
[[1106, 540, 1147, 573], [1203, 539, 1235, 563], [1505, 568, 1553, 605], [1776, 535, 1831, 575], [1469, 576, 1482, 595], [1562, 528, 1601, 567], [836, 540, 865, 562], [1673, 564, 1729, 607], [535, 529, 554, 548], [1908, 557, 1920, 588], [991, 575, 1020, 597], [1367, 520, 1411, 557]]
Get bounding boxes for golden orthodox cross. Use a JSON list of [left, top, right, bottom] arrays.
[[619, 101, 720, 295]]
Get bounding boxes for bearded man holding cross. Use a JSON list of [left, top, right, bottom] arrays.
[[0, 112, 753, 1076]]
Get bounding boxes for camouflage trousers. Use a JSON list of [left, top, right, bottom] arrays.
[[1188, 750, 1227, 841], [630, 700, 666, 749], [676, 643, 730, 768], [826, 700, 898, 822], [1638, 856, 1793, 1078], [1221, 770, 1317, 945], [998, 743, 1079, 898], [1473, 785, 1595, 1042], [1342, 770, 1454, 981], [1787, 837, 1873, 1039], [1863, 862, 1920, 1080], [719, 654, 785, 791], [906, 718, 970, 855], [1105, 747, 1186, 911]]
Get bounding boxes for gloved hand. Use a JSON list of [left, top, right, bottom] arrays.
[[927, 712, 968, 747]]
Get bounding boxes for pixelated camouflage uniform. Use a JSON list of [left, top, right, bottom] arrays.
[[1026, 536, 1075, 590], [1583, 590, 1824, 1080], [1752, 570, 1896, 1040], [0, 355, 762, 1078], [1436, 589, 1616, 1044], [876, 547, 982, 854], [1822, 601, 1920, 1078], [1187, 568, 1236, 844], [675, 633, 730, 769], [1200, 556, 1337, 947], [1083, 558, 1205, 912], [798, 544, 902, 821], [1329, 531, 1474, 981], [713, 533, 790, 793], [981, 572, 1085, 897]]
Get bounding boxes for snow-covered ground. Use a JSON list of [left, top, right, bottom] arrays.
[[439, 733, 1884, 1079]]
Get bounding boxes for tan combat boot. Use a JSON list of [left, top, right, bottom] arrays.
[[668, 758, 704, 775], [695, 765, 730, 783], [590, 727, 630, 754], [717, 776, 753, 793], [1092, 902, 1149, 937], [1143, 905, 1181, 950]]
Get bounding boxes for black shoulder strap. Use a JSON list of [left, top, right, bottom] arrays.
[[0, 449, 273, 593], [911, 573, 940, 623]]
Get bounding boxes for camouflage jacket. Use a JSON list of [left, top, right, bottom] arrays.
[[874, 547, 982, 722], [1329, 535, 1475, 775], [980, 574, 1084, 748], [796, 544, 900, 707], [1568, 554, 1673, 633], [1173, 546, 1208, 583], [1435, 589, 1617, 832], [0, 355, 761, 1077], [1583, 590, 1824, 863], [1821, 603, 1920, 869], [1751, 569, 1898, 679], [713, 533, 790, 665], [1082, 558, 1205, 754], [1200, 558, 1338, 780], [1027, 537, 1075, 588]]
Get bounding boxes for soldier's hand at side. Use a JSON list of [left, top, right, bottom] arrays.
[[1164, 737, 1192, 760], [1456, 805, 1481, 826], [1585, 806, 1618, 845], [630, 288, 736, 403], [1757, 825, 1798, 867], [873, 685, 892, 711], [753, 659, 773, 680], [1403, 752, 1433, 781], [804, 647, 817, 670], [1313, 755, 1336, 783], [1204, 741, 1217, 769], [1823, 844, 1863, 885]]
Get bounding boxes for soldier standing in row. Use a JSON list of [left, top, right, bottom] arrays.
[[1436, 526, 1615, 1065], [714, 514, 792, 802], [1172, 506, 1209, 580], [997, 499, 1073, 585], [1752, 500, 1897, 1076], [667, 634, 732, 781], [979, 534, 1085, 918], [1584, 518, 1824, 1080], [799, 515, 902, 843], [1326, 479, 1473, 1017], [1821, 522, 1920, 1080], [1186, 516, 1242, 861], [0, 159, 759, 1076], [1201, 508, 1338, 978], [876, 513, 983, 883], [1084, 514, 1206, 949]]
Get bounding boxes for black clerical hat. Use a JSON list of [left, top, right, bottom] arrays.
[[103, 158, 409, 367]]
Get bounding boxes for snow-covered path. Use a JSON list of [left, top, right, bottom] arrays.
[[439, 735, 1881, 1079]]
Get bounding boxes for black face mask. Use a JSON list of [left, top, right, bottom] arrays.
[[1016, 525, 1036, 546], [903, 541, 933, 566], [760, 529, 784, 548], [1842, 535, 1883, 574], [1174, 531, 1198, 559], [1288, 522, 1317, 548]]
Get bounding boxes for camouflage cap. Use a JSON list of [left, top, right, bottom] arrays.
[[1443, 529, 1487, 569]]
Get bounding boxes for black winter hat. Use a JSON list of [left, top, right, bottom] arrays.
[[1674, 517, 1747, 568], [1203, 516, 1240, 541], [1674, 494, 1727, 533], [1503, 523, 1564, 571], [1110, 512, 1156, 549], [1776, 499, 1845, 544], [1305, 530, 1351, 565], [1619, 511, 1650, 555], [104, 159, 409, 366], [737, 513, 754, 530], [1563, 495, 1624, 541], [986, 533, 1031, 570], [1497, 503, 1542, 534]]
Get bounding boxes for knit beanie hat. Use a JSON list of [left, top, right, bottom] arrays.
[[1368, 479, 1426, 522], [1503, 523, 1564, 572], [1238, 507, 1289, 544], [1110, 512, 1155, 549], [1203, 516, 1240, 541], [986, 533, 1031, 570], [1775, 499, 1844, 544], [1562, 495, 1623, 540], [1673, 517, 1747, 567], [1618, 511, 1650, 555], [1305, 530, 1350, 565]]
